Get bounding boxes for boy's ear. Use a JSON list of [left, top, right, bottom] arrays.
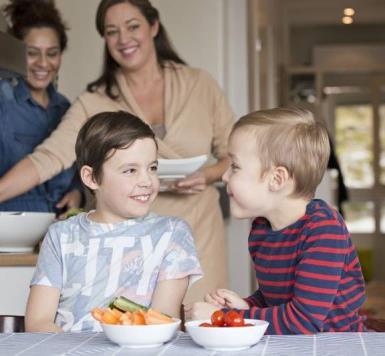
[[80, 165, 99, 191], [268, 166, 290, 192]]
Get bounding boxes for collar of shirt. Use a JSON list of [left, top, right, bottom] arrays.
[[13, 77, 68, 110]]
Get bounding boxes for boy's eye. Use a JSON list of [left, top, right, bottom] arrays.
[[230, 163, 239, 171], [123, 168, 136, 174], [150, 165, 158, 172]]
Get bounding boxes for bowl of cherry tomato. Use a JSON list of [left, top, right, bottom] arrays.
[[185, 309, 269, 352]]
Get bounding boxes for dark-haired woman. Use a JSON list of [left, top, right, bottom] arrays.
[[0, 0, 81, 213], [0, 0, 234, 303]]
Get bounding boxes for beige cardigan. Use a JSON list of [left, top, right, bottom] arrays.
[[29, 62, 235, 302]]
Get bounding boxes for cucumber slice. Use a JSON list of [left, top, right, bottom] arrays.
[[109, 296, 148, 313]]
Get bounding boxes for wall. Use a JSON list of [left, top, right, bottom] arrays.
[[223, 0, 252, 296], [152, 0, 225, 87], [56, 0, 104, 101]]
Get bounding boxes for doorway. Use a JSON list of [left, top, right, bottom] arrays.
[[324, 73, 385, 281]]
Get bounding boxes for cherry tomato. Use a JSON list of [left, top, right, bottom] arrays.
[[224, 310, 245, 327], [211, 310, 226, 327], [199, 322, 213, 327]]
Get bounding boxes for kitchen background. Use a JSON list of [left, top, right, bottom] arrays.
[[1, 0, 385, 317]]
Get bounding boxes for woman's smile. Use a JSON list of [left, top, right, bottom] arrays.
[[119, 45, 138, 57], [30, 69, 51, 81]]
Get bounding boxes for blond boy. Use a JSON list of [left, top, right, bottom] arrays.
[[189, 108, 366, 334]]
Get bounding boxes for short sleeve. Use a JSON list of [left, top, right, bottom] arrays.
[[157, 219, 203, 286], [30, 224, 63, 289]]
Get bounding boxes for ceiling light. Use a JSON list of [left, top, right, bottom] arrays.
[[342, 16, 353, 25], [343, 8, 355, 16]]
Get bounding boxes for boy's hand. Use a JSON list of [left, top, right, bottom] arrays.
[[204, 290, 227, 307], [184, 302, 218, 321], [205, 289, 249, 309]]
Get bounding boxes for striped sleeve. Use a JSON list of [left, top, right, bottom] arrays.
[[244, 290, 268, 308], [238, 212, 354, 334]]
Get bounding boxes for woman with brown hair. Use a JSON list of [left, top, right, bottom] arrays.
[[0, 0, 234, 303]]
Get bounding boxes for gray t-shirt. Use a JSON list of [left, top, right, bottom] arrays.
[[31, 212, 202, 332]]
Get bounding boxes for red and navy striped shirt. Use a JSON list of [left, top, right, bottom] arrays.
[[239, 199, 366, 334]]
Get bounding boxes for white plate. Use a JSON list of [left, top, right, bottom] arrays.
[[158, 155, 208, 179], [101, 319, 181, 348], [185, 319, 269, 351]]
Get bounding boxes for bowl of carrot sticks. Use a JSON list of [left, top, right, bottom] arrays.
[[91, 296, 180, 348]]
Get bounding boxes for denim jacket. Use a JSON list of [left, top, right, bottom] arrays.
[[0, 77, 79, 213]]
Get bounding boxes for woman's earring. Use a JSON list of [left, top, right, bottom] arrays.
[[53, 74, 59, 89]]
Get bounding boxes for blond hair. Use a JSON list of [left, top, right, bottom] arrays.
[[232, 107, 330, 199]]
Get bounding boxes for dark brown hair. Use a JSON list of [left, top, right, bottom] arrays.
[[87, 0, 185, 99], [75, 111, 157, 185], [2, 0, 68, 51]]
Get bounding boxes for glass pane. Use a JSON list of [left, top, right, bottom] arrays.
[[343, 201, 375, 233], [381, 201, 385, 233], [379, 97, 385, 184], [357, 249, 373, 282], [335, 105, 373, 188]]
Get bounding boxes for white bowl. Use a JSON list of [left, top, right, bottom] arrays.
[[101, 319, 181, 348], [185, 319, 269, 351], [0, 212, 55, 252]]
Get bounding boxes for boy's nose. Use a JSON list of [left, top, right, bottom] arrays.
[[138, 181, 151, 188], [138, 173, 152, 187]]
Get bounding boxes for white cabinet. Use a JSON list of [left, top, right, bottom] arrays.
[[0, 267, 35, 316]]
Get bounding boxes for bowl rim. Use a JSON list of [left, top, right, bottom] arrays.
[[101, 318, 181, 328], [0, 211, 56, 217], [185, 318, 269, 328]]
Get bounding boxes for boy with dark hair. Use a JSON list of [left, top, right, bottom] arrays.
[[26, 111, 202, 332]]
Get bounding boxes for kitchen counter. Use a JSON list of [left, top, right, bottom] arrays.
[[0, 253, 37, 266], [0, 260, 36, 315], [0, 256, 36, 315]]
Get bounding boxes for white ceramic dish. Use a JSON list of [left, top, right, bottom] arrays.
[[101, 318, 181, 348], [158, 155, 208, 179], [0, 212, 55, 252], [185, 319, 269, 352]]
